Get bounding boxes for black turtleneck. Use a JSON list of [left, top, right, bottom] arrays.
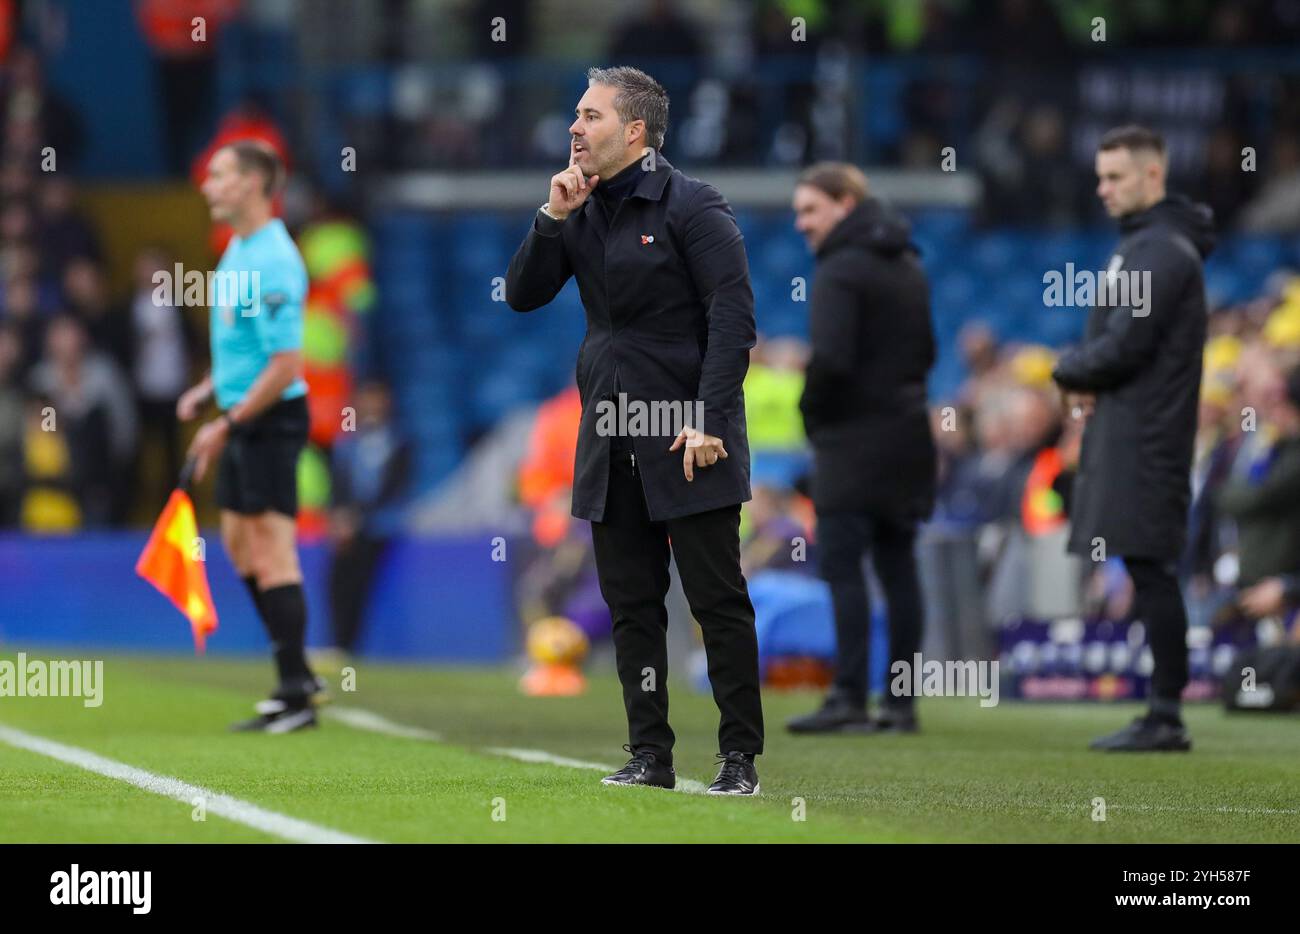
[[593, 159, 647, 223]]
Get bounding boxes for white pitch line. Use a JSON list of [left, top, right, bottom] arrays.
[[331, 707, 710, 794], [325, 706, 443, 741], [0, 724, 375, 844], [483, 746, 616, 772]]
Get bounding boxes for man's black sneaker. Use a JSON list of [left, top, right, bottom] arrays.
[[875, 704, 919, 734], [272, 675, 330, 708], [786, 696, 875, 734], [601, 745, 675, 789], [1090, 716, 1191, 752], [230, 699, 319, 734], [707, 752, 760, 796]]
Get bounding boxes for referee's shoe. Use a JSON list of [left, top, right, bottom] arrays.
[[229, 675, 327, 733], [230, 699, 317, 734]]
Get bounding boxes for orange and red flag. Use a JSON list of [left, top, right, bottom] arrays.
[[135, 487, 218, 652]]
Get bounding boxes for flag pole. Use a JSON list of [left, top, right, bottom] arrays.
[[177, 455, 197, 495]]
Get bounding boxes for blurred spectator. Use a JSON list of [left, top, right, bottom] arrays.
[[1202, 127, 1255, 231], [134, 0, 240, 174], [1181, 336, 1246, 626], [19, 393, 80, 531], [326, 381, 412, 655], [63, 257, 131, 372], [1239, 134, 1300, 233], [0, 321, 23, 524], [1217, 360, 1300, 592], [36, 176, 102, 281], [129, 246, 193, 505], [1, 46, 83, 167], [28, 314, 138, 525], [919, 401, 989, 661], [608, 0, 704, 106], [1, 274, 46, 376], [740, 484, 809, 578]]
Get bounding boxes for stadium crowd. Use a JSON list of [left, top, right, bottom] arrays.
[[0, 46, 190, 530]]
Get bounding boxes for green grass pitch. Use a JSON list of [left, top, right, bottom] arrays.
[[1, 651, 1296, 843]]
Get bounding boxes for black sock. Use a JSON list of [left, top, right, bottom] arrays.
[[258, 583, 315, 700], [242, 575, 265, 619]]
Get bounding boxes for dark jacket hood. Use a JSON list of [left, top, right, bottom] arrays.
[[817, 198, 915, 260], [1121, 193, 1216, 258]]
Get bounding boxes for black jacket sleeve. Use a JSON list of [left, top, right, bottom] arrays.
[[799, 252, 860, 431], [505, 210, 574, 312], [1052, 235, 1194, 392], [681, 184, 756, 445]]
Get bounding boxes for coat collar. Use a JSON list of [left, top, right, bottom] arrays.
[[581, 153, 673, 241], [633, 152, 672, 201]]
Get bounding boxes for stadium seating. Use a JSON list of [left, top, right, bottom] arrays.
[[369, 207, 1300, 495]]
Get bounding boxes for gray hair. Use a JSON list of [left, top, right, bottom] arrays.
[[586, 65, 669, 151]]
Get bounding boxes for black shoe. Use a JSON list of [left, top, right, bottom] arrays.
[[707, 752, 760, 796], [601, 745, 676, 789], [875, 704, 919, 734], [230, 699, 319, 734], [273, 675, 330, 707], [1090, 716, 1191, 752], [786, 696, 875, 734]]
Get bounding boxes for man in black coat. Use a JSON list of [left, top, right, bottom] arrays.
[[783, 164, 938, 736], [1053, 125, 1216, 751], [505, 66, 762, 795]]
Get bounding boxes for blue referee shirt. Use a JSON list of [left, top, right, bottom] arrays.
[[210, 218, 309, 411]]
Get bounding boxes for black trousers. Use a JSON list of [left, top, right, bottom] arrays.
[[328, 533, 390, 653], [817, 510, 924, 708], [1123, 556, 1189, 703], [590, 451, 764, 760]]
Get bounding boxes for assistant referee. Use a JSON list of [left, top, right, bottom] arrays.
[[180, 140, 319, 733]]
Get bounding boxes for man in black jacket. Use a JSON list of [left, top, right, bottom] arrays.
[[1053, 125, 1216, 752], [783, 163, 938, 735], [505, 66, 762, 795]]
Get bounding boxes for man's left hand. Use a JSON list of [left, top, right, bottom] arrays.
[[187, 418, 230, 483], [669, 426, 727, 482]]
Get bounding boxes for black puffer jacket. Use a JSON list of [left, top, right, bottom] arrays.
[[1053, 195, 1216, 561], [800, 198, 937, 520]]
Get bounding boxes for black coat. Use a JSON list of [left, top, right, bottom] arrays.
[[1053, 195, 1216, 561], [505, 155, 755, 521], [799, 199, 937, 519]]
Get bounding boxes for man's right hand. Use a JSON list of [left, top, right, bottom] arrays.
[[177, 379, 212, 422], [547, 157, 599, 220]]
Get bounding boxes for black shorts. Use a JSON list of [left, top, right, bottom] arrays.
[[214, 395, 309, 517]]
